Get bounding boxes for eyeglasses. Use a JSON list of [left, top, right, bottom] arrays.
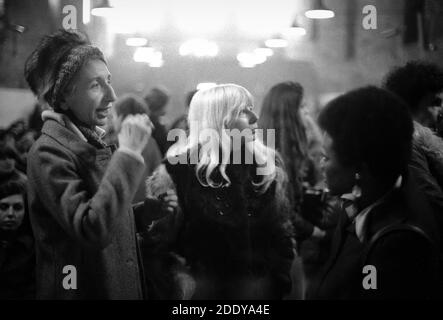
[[0, 203, 24, 211]]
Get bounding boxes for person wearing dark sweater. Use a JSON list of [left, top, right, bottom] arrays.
[[144, 87, 170, 156], [0, 163, 35, 299], [383, 61, 443, 292], [145, 84, 295, 300]]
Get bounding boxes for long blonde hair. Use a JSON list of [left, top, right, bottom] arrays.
[[170, 84, 279, 192]]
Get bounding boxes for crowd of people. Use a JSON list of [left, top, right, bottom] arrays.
[[1, 29, 443, 300]]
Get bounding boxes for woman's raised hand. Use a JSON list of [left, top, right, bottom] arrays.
[[118, 114, 153, 155]]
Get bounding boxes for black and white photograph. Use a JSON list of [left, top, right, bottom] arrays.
[[1, 0, 443, 312]]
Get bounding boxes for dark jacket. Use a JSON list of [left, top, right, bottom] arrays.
[[409, 123, 443, 223], [27, 119, 145, 299], [306, 187, 439, 300], [151, 117, 169, 156], [0, 230, 35, 299], [409, 124, 443, 292], [145, 155, 295, 300]]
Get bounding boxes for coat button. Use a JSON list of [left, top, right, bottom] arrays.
[[219, 210, 224, 216]]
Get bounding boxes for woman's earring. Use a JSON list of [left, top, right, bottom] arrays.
[[352, 173, 362, 198]]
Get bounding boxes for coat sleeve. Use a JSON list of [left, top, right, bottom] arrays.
[[409, 143, 443, 217], [28, 142, 145, 249], [133, 163, 178, 232]]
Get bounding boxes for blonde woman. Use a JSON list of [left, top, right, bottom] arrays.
[[145, 84, 294, 299]]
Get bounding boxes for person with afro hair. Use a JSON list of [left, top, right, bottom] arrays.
[[306, 86, 439, 299], [384, 62, 443, 290], [383, 60, 443, 132]]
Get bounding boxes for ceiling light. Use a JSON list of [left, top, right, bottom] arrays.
[[91, 0, 115, 17], [305, 0, 335, 19], [287, 18, 307, 36], [254, 47, 274, 57], [149, 59, 164, 68], [133, 47, 156, 63], [237, 51, 267, 67], [265, 36, 288, 48], [126, 37, 148, 47], [239, 61, 256, 68], [83, 0, 91, 24]]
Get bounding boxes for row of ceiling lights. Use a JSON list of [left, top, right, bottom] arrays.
[[92, 0, 335, 68], [91, 0, 335, 25]]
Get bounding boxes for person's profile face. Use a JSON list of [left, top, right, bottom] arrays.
[[0, 194, 25, 231], [418, 91, 443, 129], [229, 106, 258, 132], [62, 59, 117, 127], [321, 133, 356, 196], [227, 105, 258, 147]]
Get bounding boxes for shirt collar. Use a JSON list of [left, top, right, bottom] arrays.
[[341, 175, 402, 242]]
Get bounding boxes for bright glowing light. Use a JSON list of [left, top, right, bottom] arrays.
[[83, 0, 91, 24], [134, 48, 163, 67], [286, 26, 307, 37], [91, 7, 114, 17], [237, 52, 252, 62], [106, 0, 304, 38], [150, 51, 163, 62], [179, 39, 219, 57], [237, 51, 267, 67], [91, 0, 115, 18], [196, 83, 217, 90], [265, 38, 288, 48], [305, 9, 335, 19], [254, 48, 274, 57], [253, 55, 267, 64], [239, 61, 256, 68], [149, 59, 164, 68], [133, 47, 156, 62], [126, 37, 148, 47], [237, 52, 258, 67]]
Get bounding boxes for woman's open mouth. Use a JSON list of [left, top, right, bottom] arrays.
[[96, 108, 110, 118]]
